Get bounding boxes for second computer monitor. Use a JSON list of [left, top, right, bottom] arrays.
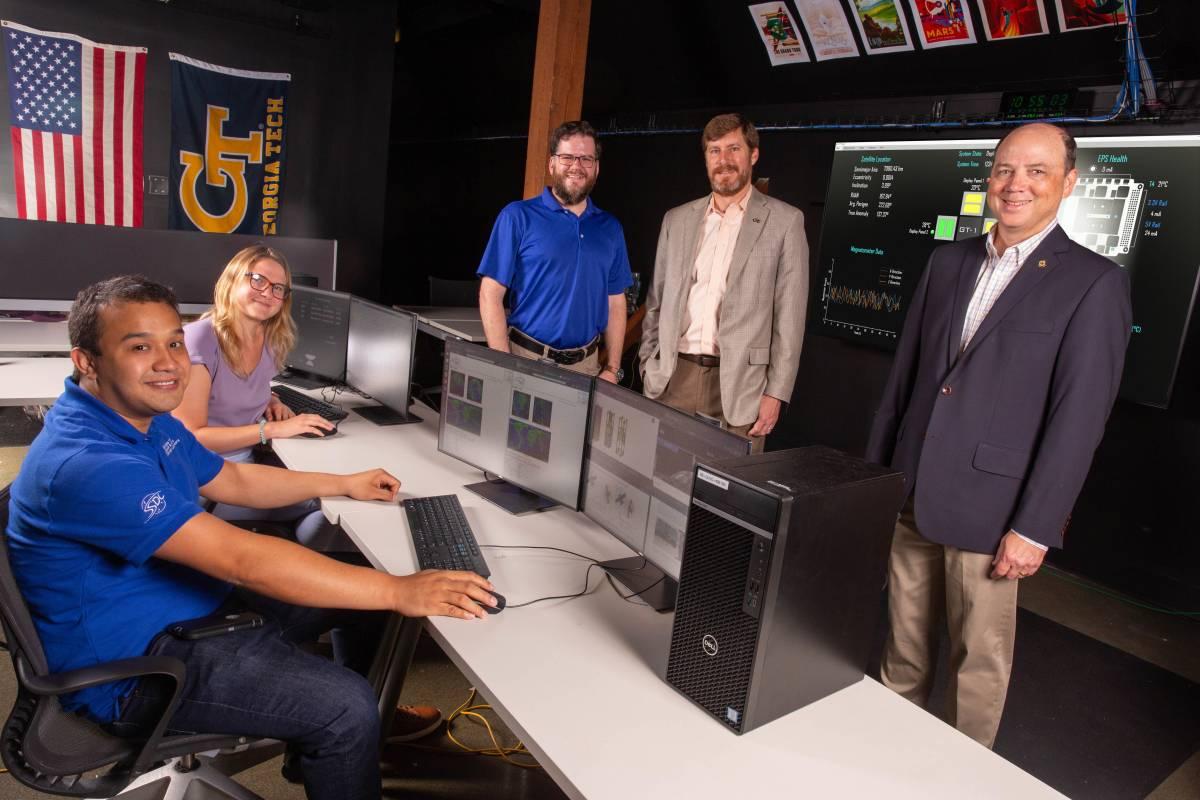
[[583, 380, 752, 581], [439, 338, 592, 511], [285, 285, 350, 386], [345, 298, 419, 425]]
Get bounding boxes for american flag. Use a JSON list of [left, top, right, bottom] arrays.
[[2, 20, 145, 226]]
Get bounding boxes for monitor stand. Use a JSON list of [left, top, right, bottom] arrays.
[[464, 478, 557, 515], [352, 405, 422, 426], [600, 556, 678, 612], [274, 369, 331, 390]]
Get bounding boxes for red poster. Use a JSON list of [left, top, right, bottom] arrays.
[[1055, 0, 1127, 32], [975, 0, 1050, 40]]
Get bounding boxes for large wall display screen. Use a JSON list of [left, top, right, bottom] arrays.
[[813, 136, 1200, 407]]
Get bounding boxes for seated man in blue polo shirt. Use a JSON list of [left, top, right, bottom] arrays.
[[478, 119, 634, 382], [6, 275, 496, 800]]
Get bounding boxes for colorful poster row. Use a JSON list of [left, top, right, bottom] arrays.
[[2, 19, 290, 234], [750, 1, 1128, 66]]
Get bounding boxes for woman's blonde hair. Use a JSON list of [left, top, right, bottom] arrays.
[[203, 244, 297, 376]]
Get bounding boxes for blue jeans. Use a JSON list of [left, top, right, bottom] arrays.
[[111, 590, 388, 800]]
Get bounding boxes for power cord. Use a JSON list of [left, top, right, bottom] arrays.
[[443, 688, 540, 768]]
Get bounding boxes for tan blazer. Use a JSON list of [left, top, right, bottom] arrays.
[[639, 188, 809, 427]]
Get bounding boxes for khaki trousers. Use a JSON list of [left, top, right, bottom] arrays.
[[880, 501, 1018, 749], [509, 340, 600, 377], [656, 356, 763, 453]]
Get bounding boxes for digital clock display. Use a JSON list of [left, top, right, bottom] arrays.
[[999, 90, 1079, 120]]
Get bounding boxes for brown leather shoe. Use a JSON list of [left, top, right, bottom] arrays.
[[386, 703, 443, 743]]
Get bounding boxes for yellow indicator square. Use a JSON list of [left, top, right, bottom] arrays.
[[983, 218, 997, 233], [960, 193, 985, 216]]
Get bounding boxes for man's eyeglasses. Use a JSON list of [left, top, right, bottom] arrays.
[[245, 272, 291, 300], [553, 153, 598, 168]]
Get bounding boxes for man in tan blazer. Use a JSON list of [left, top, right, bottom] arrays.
[[639, 114, 809, 452]]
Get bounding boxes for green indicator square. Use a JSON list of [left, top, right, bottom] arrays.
[[935, 216, 957, 241]]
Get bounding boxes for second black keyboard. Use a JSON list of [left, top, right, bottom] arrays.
[[271, 384, 349, 422], [403, 495, 491, 577]]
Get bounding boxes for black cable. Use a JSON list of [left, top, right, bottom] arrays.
[[479, 545, 667, 607], [479, 544, 608, 607]]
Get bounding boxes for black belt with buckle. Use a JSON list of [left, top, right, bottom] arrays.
[[509, 328, 599, 365], [678, 352, 721, 368]]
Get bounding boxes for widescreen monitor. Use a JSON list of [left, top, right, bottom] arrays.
[[345, 298, 419, 425], [439, 338, 592, 512], [282, 285, 350, 388], [582, 380, 751, 608], [811, 135, 1200, 408]]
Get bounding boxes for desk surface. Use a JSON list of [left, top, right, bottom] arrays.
[[0, 320, 71, 354], [0, 357, 71, 406], [272, 405, 1063, 800], [399, 307, 487, 343]]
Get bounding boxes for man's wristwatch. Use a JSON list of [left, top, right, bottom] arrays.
[[601, 365, 624, 380]]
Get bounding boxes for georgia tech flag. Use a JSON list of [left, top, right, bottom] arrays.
[[2, 20, 146, 226], [168, 53, 289, 235]]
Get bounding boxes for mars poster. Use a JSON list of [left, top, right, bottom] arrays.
[[975, 0, 1050, 40], [1054, 0, 1127, 32], [849, 0, 917, 54], [909, 1, 978, 48]]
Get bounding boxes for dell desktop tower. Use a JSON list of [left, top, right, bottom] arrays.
[[665, 446, 904, 735]]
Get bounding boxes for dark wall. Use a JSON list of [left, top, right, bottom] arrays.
[[0, 0, 395, 298]]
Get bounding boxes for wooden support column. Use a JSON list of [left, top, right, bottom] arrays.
[[523, 0, 592, 200]]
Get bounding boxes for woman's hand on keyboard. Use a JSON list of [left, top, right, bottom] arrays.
[[265, 413, 335, 439], [265, 394, 295, 421]]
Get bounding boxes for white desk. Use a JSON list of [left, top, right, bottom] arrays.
[[0, 320, 71, 355], [399, 306, 488, 343], [0, 358, 71, 406], [273, 409, 1064, 800]]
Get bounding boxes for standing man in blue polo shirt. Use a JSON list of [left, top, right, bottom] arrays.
[[6, 276, 496, 800], [478, 120, 633, 382]]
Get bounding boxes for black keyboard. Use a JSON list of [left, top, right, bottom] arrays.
[[403, 495, 491, 577], [270, 384, 349, 422]]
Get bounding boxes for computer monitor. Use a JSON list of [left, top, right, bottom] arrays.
[[439, 338, 592, 513], [582, 380, 751, 610], [345, 298, 420, 425], [280, 285, 350, 388]]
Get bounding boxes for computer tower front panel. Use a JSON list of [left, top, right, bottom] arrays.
[[665, 501, 775, 734]]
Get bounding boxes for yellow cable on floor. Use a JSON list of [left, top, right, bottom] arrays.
[[444, 688, 542, 769]]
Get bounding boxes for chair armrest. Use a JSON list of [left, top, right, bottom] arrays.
[[16, 654, 185, 698], [16, 653, 189, 776]]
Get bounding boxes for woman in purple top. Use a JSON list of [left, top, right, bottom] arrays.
[[176, 245, 338, 546], [177, 245, 332, 454]]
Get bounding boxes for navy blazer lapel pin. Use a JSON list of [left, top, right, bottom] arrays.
[[1037, 259, 1047, 269]]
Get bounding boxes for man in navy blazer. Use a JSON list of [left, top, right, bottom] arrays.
[[866, 123, 1131, 747]]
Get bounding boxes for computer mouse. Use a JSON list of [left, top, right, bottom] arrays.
[[484, 591, 506, 614], [299, 422, 338, 439]]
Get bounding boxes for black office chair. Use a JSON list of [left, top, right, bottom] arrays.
[[0, 484, 272, 798], [428, 276, 481, 307]]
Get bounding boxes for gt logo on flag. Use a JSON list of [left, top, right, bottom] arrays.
[[177, 104, 263, 233]]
